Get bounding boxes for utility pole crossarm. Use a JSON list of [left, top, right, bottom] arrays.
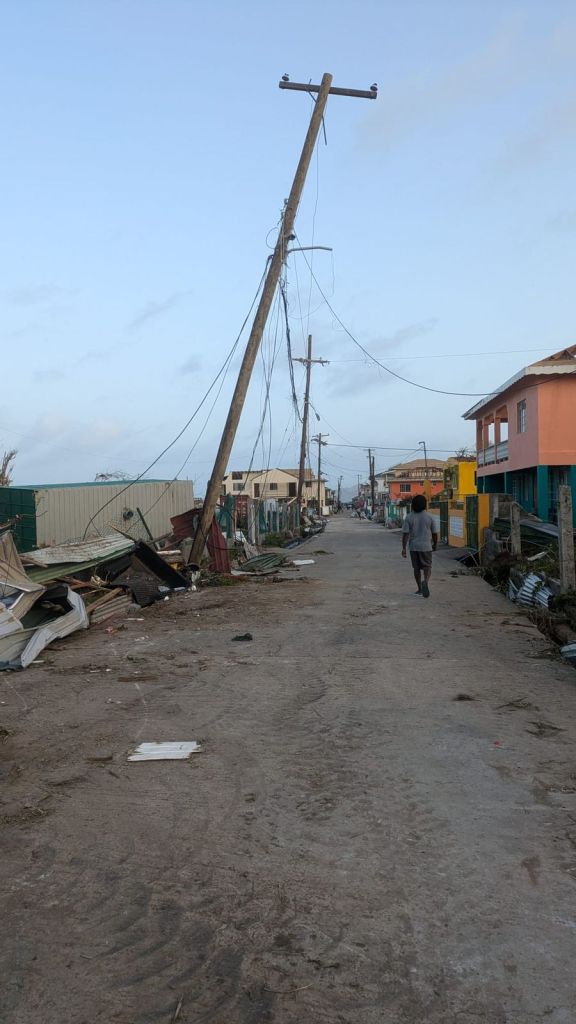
[[291, 357, 329, 366], [280, 79, 377, 100]]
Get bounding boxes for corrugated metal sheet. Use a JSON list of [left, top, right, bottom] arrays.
[[171, 508, 230, 572], [515, 572, 553, 609], [21, 535, 134, 566], [170, 508, 196, 542], [241, 554, 286, 573], [90, 594, 132, 624], [23, 481, 194, 547]]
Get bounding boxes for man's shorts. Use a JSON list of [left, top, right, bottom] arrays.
[[410, 550, 432, 571]]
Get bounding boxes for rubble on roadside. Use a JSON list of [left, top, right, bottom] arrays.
[[0, 501, 322, 671]]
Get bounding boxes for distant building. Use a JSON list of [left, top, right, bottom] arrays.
[[463, 345, 576, 523], [376, 458, 449, 504], [222, 468, 328, 509]]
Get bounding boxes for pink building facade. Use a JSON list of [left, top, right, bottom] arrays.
[[463, 346, 576, 524]]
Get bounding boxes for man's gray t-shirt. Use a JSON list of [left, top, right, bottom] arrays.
[[402, 511, 436, 552]]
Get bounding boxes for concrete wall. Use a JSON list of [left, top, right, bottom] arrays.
[[538, 378, 576, 466]]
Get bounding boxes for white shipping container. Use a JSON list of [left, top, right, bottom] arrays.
[[22, 480, 194, 547]]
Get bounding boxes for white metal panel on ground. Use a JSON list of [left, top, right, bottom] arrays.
[[33, 481, 194, 546]]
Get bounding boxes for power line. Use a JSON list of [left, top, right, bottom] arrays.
[[325, 442, 465, 452], [294, 239, 493, 398], [82, 262, 269, 538], [327, 348, 550, 363], [279, 273, 302, 423]]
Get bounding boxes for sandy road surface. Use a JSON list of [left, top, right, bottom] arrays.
[[1, 517, 576, 1023]]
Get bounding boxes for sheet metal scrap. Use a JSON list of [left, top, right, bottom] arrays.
[[171, 508, 230, 573], [0, 584, 88, 670], [240, 553, 286, 574], [21, 535, 135, 567], [128, 741, 202, 762], [515, 573, 553, 609]]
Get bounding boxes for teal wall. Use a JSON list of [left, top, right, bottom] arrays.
[[0, 487, 37, 551]]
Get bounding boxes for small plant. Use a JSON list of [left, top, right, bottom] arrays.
[[262, 532, 286, 548]]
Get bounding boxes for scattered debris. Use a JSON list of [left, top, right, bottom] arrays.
[[0, 581, 89, 670], [1, 525, 195, 670], [291, 559, 315, 566], [232, 633, 253, 642], [515, 573, 553, 609], [128, 741, 202, 762]]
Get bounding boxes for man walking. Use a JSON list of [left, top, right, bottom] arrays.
[[401, 494, 438, 598]]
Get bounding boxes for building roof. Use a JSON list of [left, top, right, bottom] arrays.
[[225, 468, 317, 482], [463, 344, 576, 420], [375, 458, 449, 477]]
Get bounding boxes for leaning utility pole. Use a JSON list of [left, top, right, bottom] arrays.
[[292, 335, 328, 509], [312, 433, 328, 513], [190, 73, 376, 564]]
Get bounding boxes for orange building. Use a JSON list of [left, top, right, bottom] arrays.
[[463, 345, 576, 524], [377, 459, 449, 504]]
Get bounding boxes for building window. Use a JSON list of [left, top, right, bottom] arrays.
[[233, 483, 244, 492], [254, 483, 260, 498], [400, 483, 411, 493], [269, 482, 278, 491], [517, 399, 527, 433], [232, 471, 243, 480], [288, 482, 297, 497]]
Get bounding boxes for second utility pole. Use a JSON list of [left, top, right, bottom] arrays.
[[368, 448, 376, 514], [312, 433, 328, 513], [292, 335, 328, 509]]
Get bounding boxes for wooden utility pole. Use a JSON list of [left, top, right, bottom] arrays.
[[312, 434, 328, 513], [557, 485, 576, 593], [368, 449, 376, 513], [292, 335, 328, 509], [190, 73, 375, 564]]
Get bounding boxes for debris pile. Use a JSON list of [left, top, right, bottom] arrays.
[[507, 571, 554, 609], [0, 530, 192, 670], [0, 500, 319, 671]]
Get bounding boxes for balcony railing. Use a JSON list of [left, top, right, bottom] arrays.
[[477, 440, 509, 467]]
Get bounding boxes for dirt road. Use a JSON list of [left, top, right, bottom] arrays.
[[1, 517, 576, 1023]]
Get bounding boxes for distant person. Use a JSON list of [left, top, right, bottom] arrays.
[[401, 494, 438, 598]]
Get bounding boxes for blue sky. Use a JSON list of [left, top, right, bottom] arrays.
[[2, 0, 575, 493]]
